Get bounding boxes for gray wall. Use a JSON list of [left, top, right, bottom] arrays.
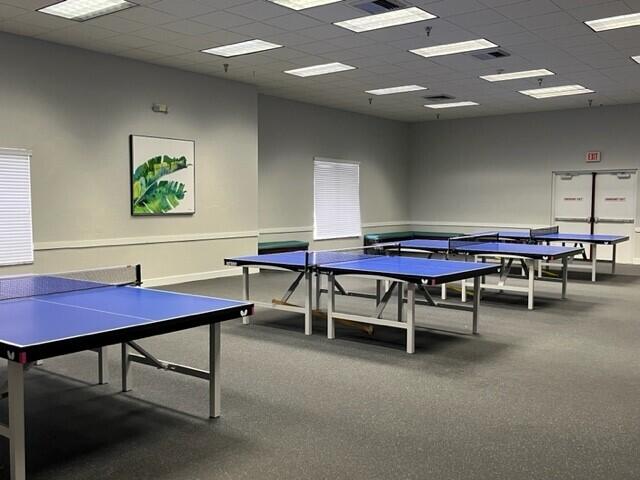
[[408, 103, 640, 260], [409, 104, 640, 224], [258, 95, 410, 249], [0, 32, 258, 283]]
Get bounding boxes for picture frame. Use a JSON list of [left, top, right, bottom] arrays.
[[130, 135, 195, 216]]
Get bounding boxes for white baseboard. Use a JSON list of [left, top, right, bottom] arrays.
[[634, 258, 640, 265]]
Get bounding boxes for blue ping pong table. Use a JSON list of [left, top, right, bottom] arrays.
[[0, 265, 253, 480], [492, 226, 629, 282], [226, 250, 499, 353], [384, 234, 583, 310]]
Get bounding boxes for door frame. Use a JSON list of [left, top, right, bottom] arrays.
[[551, 168, 638, 228]]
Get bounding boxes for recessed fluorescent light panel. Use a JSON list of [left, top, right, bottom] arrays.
[[584, 12, 640, 31], [632, 55, 640, 64], [519, 85, 594, 99], [365, 85, 427, 95], [267, 0, 342, 10], [202, 40, 282, 57], [424, 101, 478, 109], [38, 0, 136, 21], [334, 7, 436, 33], [480, 69, 555, 82], [410, 39, 497, 58], [284, 62, 356, 77]]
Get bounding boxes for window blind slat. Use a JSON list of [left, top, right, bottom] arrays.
[[313, 159, 361, 240], [0, 152, 34, 266]]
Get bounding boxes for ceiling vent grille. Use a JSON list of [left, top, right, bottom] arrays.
[[424, 94, 455, 101], [470, 49, 510, 60], [353, 0, 404, 14]]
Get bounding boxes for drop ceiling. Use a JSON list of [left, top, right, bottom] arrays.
[[1, 0, 639, 121]]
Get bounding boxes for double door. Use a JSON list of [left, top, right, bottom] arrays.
[[552, 170, 636, 263]]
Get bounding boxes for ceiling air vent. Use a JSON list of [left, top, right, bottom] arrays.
[[470, 49, 510, 60], [353, 0, 403, 14], [424, 94, 455, 101]]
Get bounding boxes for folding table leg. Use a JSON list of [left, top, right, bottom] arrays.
[[461, 279, 467, 303], [209, 322, 221, 419], [315, 272, 321, 310], [397, 282, 404, 322], [561, 257, 568, 299], [527, 260, 535, 310], [472, 277, 480, 334], [327, 274, 336, 340], [304, 270, 312, 336], [121, 343, 132, 392], [612, 244, 617, 275], [406, 283, 415, 354], [375, 280, 383, 306], [441, 283, 446, 300], [98, 347, 109, 385], [242, 267, 250, 324], [591, 244, 597, 282], [8, 361, 26, 480]]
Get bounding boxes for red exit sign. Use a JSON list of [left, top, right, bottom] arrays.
[[586, 151, 601, 162]]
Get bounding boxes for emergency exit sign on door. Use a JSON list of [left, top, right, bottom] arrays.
[[586, 151, 601, 162]]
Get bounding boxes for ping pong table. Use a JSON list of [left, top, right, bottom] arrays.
[[225, 249, 499, 353], [0, 265, 253, 480], [383, 233, 583, 310], [493, 226, 629, 282]]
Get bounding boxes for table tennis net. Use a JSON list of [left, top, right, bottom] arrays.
[[529, 226, 559, 238], [0, 265, 139, 301], [306, 247, 389, 267], [449, 233, 499, 251]]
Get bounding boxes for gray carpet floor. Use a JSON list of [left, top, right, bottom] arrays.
[[1, 264, 639, 479]]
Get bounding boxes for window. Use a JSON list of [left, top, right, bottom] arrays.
[[0, 149, 34, 266], [313, 158, 361, 240]]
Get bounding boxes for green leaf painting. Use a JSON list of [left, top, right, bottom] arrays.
[[132, 155, 191, 214]]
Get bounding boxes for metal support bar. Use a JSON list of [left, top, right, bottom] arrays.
[[210, 322, 221, 419], [591, 244, 597, 282], [327, 274, 336, 339], [242, 267, 250, 325], [406, 283, 415, 354], [374, 282, 397, 319], [417, 285, 438, 307], [527, 259, 535, 310], [97, 347, 109, 384], [472, 277, 480, 334], [304, 270, 312, 336], [334, 279, 348, 296], [281, 272, 305, 303], [8, 361, 26, 480], [128, 353, 209, 380], [612, 244, 617, 275], [315, 272, 321, 310], [561, 257, 568, 299], [376, 280, 383, 306], [397, 282, 404, 322], [121, 343, 132, 392]]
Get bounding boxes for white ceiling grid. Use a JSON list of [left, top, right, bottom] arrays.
[[0, 0, 638, 120]]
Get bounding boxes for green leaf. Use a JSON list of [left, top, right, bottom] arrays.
[[132, 155, 191, 214], [133, 181, 187, 214]]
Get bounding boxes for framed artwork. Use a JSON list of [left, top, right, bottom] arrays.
[[130, 135, 195, 216]]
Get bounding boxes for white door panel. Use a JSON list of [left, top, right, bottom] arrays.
[[594, 171, 636, 263], [594, 172, 636, 221], [553, 173, 592, 221]]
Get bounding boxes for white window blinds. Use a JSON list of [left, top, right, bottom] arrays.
[[313, 158, 361, 240], [0, 149, 34, 266]]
